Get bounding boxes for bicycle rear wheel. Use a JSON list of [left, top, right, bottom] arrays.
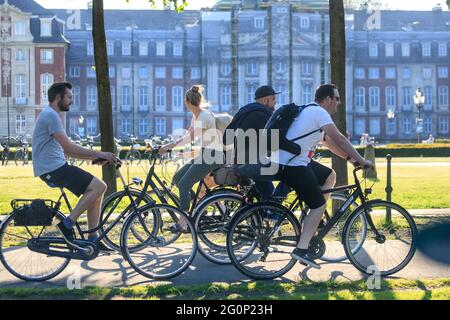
[[343, 200, 417, 276], [120, 204, 197, 280], [226, 203, 300, 280], [0, 212, 70, 281], [193, 192, 244, 264], [100, 189, 156, 251]]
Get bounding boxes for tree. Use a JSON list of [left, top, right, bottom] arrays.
[[92, 0, 186, 195], [447, 0, 450, 10], [329, 0, 348, 186]]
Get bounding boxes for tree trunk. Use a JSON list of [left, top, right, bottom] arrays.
[[92, 0, 117, 195], [329, 0, 348, 186]]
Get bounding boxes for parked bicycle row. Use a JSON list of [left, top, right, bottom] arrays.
[[0, 82, 417, 283]]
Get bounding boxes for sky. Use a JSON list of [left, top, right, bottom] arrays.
[[34, 0, 449, 11]]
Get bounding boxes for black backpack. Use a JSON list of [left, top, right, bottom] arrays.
[[264, 103, 321, 156]]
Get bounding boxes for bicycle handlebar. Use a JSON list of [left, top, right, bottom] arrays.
[[92, 157, 122, 169]]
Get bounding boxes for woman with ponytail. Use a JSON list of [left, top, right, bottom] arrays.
[[159, 85, 223, 231]]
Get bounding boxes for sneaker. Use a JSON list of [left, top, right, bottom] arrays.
[[291, 248, 321, 269], [56, 221, 75, 244]]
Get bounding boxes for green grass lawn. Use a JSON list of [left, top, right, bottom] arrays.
[[1, 278, 449, 300], [0, 157, 449, 215]]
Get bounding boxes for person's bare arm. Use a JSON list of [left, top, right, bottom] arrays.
[[322, 123, 372, 167], [53, 132, 115, 162], [322, 134, 348, 159]]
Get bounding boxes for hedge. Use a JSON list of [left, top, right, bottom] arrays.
[[317, 144, 450, 158]]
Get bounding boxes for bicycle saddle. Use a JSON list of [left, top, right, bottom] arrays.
[[132, 177, 143, 186]]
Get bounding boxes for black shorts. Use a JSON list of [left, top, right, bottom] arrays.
[[40, 163, 94, 197], [277, 160, 332, 209]]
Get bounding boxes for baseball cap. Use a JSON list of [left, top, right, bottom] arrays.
[[254, 85, 281, 100]]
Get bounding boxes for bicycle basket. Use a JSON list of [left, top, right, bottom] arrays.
[[11, 199, 57, 227], [212, 166, 241, 186]]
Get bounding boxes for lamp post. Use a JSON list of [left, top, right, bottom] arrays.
[[413, 88, 425, 143], [129, 24, 138, 137], [1, 5, 12, 145]]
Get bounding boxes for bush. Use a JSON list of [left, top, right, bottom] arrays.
[[317, 144, 450, 157]]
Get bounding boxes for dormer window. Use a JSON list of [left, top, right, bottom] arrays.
[[40, 19, 52, 37]]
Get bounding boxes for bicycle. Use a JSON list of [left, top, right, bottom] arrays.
[[100, 147, 237, 252], [124, 135, 142, 165], [0, 158, 197, 281], [192, 176, 357, 265], [225, 164, 417, 280], [1, 141, 10, 166], [14, 135, 31, 166]]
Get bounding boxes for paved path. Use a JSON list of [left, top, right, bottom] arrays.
[[0, 244, 449, 289]]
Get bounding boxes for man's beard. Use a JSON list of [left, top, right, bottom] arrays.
[[58, 101, 70, 112]]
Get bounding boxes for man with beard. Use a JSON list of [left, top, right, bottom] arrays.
[[32, 82, 115, 249]]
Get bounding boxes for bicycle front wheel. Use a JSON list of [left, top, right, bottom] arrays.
[[343, 200, 417, 276], [226, 203, 300, 280], [120, 204, 197, 280], [0, 212, 70, 281]]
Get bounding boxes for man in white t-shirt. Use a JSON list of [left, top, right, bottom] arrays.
[[271, 84, 374, 269]]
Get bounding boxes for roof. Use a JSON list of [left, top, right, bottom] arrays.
[[0, 0, 54, 17]]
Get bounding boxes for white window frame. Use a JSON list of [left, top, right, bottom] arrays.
[[355, 87, 365, 111], [15, 114, 26, 134], [424, 117, 432, 133], [138, 86, 149, 111], [354, 118, 366, 136], [369, 43, 378, 57], [246, 63, 258, 76], [155, 67, 166, 79], [221, 63, 231, 76], [275, 85, 287, 105], [139, 118, 149, 136], [40, 19, 52, 37], [155, 86, 166, 111], [173, 42, 182, 56], [138, 66, 149, 79], [402, 87, 412, 110], [424, 86, 433, 110], [438, 66, 448, 79], [438, 86, 449, 109], [220, 84, 231, 111], [438, 42, 447, 57], [121, 118, 131, 135], [368, 68, 379, 80], [402, 67, 411, 80], [385, 87, 396, 108], [385, 42, 394, 57], [439, 116, 449, 134], [422, 42, 431, 57], [172, 86, 183, 111], [40, 49, 54, 64], [386, 118, 397, 136], [401, 42, 410, 57], [122, 41, 131, 56], [302, 62, 312, 76], [302, 84, 312, 105], [86, 86, 97, 111], [86, 117, 97, 136], [171, 118, 184, 135], [191, 67, 201, 80], [172, 67, 183, 79], [15, 49, 25, 62], [155, 118, 166, 136], [69, 66, 80, 78], [107, 41, 114, 56], [15, 74, 26, 99], [403, 118, 412, 134], [40, 73, 53, 104], [156, 41, 166, 56], [14, 21, 26, 36], [423, 67, 432, 79], [246, 84, 257, 104], [385, 67, 396, 79], [72, 86, 80, 108], [369, 87, 380, 111], [121, 86, 131, 111], [139, 41, 148, 56], [354, 68, 365, 79]]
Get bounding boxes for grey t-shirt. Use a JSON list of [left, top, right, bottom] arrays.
[[32, 106, 67, 177]]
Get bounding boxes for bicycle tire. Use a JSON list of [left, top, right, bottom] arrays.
[[343, 200, 417, 276], [0, 211, 71, 282], [226, 202, 301, 280], [120, 203, 197, 280]]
